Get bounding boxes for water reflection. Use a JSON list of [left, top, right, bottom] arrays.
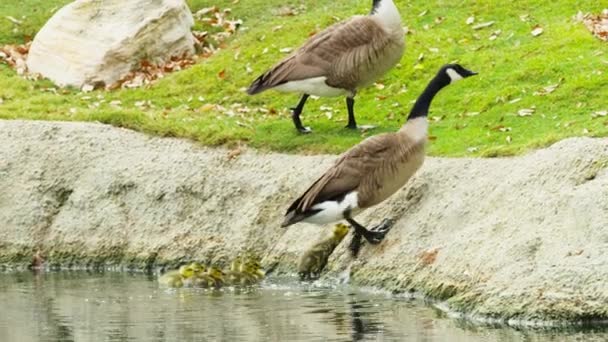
[[0, 272, 607, 342]]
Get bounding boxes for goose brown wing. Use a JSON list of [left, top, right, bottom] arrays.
[[289, 133, 396, 214], [247, 16, 387, 94]]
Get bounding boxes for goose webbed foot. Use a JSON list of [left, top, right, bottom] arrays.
[[349, 231, 363, 257], [370, 218, 394, 234], [346, 218, 395, 257]]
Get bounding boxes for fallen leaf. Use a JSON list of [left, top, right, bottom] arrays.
[[489, 29, 502, 40], [592, 110, 608, 118], [531, 25, 544, 37], [374, 82, 385, 90], [472, 21, 494, 30], [418, 9, 428, 17], [518, 108, 535, 116], [508, 98, 522, 104], [566, 249, 584, 257], [506, 135, 512, 143], [579, 10, 608, 42], [5, 16, 22, 25], [534, 83, 560, 96], [279, 47, 293, 54], [418, 248, 439, 266], [218, 69, 227, 79], [81, 84, 95, 93], [466, 16, 475, 25], [227, 146, 243, 160]]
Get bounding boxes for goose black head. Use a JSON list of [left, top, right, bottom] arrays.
[[440, 64, 477, 83]]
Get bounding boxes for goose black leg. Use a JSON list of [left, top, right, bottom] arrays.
[[346, 217, 394, 257], [291, 94, 311, 134], [345, 96, 357, 129]]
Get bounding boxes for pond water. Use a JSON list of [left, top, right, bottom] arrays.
[[0, 271, 606, 342]]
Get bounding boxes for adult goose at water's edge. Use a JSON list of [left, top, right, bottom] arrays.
[[247, 0, 405, 133], [281, 64, 477, 256]]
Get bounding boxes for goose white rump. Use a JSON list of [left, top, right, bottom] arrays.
[[274, 77, 349, 97], [302, 192, 361, 225]]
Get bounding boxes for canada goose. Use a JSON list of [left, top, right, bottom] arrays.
[[281, 64, 477, 256], [298, 223, 350, 280], [247, 0, 405, 133]]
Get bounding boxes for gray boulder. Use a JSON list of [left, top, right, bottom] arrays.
[[26, 0, 196, 89]]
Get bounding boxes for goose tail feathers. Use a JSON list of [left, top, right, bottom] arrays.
[[247, 73, 271, 95]]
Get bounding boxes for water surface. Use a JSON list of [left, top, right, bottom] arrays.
[[0, 272, 606, 341]]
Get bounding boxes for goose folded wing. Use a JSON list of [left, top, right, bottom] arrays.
[[293, 134, 396, 213], [256, 17, 389, 90]]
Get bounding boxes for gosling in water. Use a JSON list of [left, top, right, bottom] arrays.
[[192, 266, 225, 289], [237, 258, 266, 286], [158, 264, 195, 288], [298, 223, 350, 280]]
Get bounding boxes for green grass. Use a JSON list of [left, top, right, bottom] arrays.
[[0, 0, 606, 156]]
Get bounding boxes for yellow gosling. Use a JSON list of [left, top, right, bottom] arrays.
[[158, 264, 195, 288], [298, 223, 350, 280]]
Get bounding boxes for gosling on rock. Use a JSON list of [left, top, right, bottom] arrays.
[[298, 223, 350, 280]]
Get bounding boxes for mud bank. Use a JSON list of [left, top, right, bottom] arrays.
[[1, 120, 607, 325]]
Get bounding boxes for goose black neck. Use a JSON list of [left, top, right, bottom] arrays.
[[370, 0, 381, 14], [407, 75, 448, 121]]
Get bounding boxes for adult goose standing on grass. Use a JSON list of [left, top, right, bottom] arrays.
[[246, 0, 405, 133], [281, 64, 477, 256]]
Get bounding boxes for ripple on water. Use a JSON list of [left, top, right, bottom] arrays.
[[0, 271, 608, 342]]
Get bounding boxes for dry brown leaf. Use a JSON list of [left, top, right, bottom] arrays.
[[579, 9, 608, 41], [1, 4, 241, 89], [218, 69, 227, 79], [534, 82, 561, 96], [531, 25, 544, 37], [227, 145, 243, 160], [418, 248, 439, 266]]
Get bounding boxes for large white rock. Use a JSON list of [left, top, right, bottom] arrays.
[[26, 0, 196, 88]]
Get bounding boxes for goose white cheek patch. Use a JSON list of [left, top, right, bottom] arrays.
[[446, 68, 463, 83]]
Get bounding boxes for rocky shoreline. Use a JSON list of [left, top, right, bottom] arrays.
[[1, 120, 607, 326]]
